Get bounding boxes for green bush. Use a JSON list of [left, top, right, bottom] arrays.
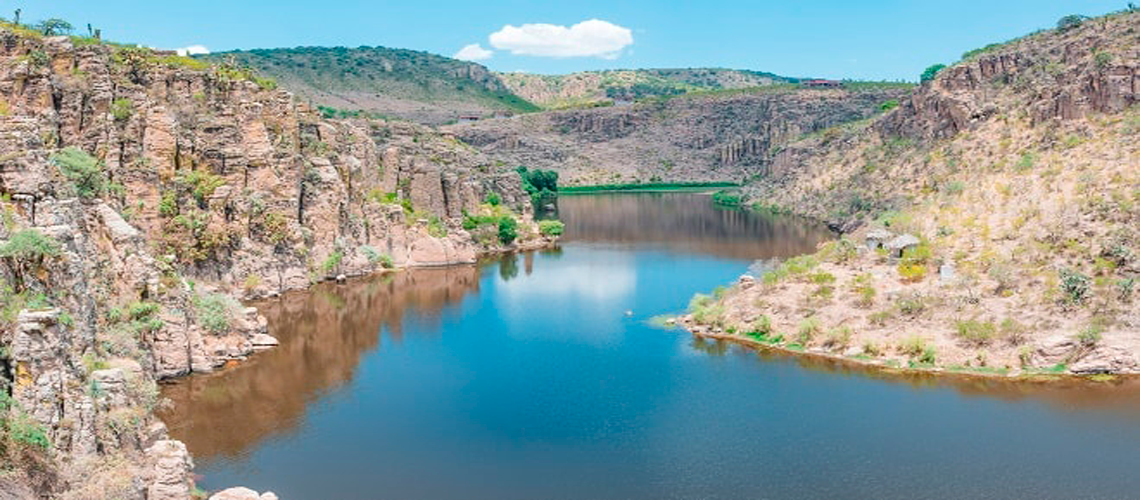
[[485, 192, 501, 206], [427, 216, 447, 238], [321, 251, 344, 274], [954, 319, 997, 346], [194, 293, 236, 334], [51, 147, 106, 198], [1059, 268, 1090, 305], [920, 64, 946, 83], [538, 220, 564, 237], [879, 99, 900, 112], [110, 98, 134, 122], [497, 217, 518, 245], [1056, 14, 1085, 31], [0, 229, 61, 262], [711, 190, 742, 207]]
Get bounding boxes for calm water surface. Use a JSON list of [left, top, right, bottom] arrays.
[[162, 193, 1140, 499]]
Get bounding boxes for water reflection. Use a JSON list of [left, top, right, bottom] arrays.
[[159, 266, 481, 459], [556, 192, 831, 258], [689, 337, 1140, 420]]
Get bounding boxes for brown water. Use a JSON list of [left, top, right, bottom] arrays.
[[161, 193, 1140, 499]]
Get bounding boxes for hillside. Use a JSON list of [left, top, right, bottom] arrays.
[[447, 84, 911, 185], [497, 68, 795, 108], [202, 46, 539, 124], [685, 11, 1139, 376], [0, 27, 553, 499]]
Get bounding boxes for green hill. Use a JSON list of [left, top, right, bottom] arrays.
[[496, 68, 797, 109], [202, 46, 539, 124]]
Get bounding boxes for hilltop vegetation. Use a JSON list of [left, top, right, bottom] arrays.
[[497, 68, 797, 109], [203, 46, 539, 124]]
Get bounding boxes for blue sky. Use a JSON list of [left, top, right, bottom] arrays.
[[11, 1, 1125, 80]]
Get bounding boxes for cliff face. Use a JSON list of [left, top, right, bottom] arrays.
[[0, 30, 544, 499], [496, 68, 793, 108], [692, 12, 1139, 379], [447, 87, 910, 185]]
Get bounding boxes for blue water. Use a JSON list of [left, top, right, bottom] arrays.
[[164, 193, 1140, 499]]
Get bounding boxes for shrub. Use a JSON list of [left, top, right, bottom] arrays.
[[748, 315, 773, 338], [485, 192, 501, 207], [539, 220, 565, 237], [194, 293, 236, 334], [688, 293, 725, 326], [822, 327, 853, 350], [0, 229, 61, 262], [868, 310, 892, 326], [1001, 318, 1027, 345], [110, 98, 133, 122], [177, 170, 226, 204], [321, 251, 343, 274], [920, 63, 946, 83], [796, 317, 821, 345], [1076, 323, 1103, 347], [51, 147, 106, 198], [880, 99, 900, 112], [711, 190, 742, 207], [862, 340, 883, 357], [1056, 14, 1085, 31], [899, 336, 937, 365], [896, 293, 926, 316], [954, 319, 997, 346], [497, 217, 518, 245], [897, 261, 927, 282], [1058, 268, 1090, 305], [427, 216, 447, 238], [809, 272, 836, 284]]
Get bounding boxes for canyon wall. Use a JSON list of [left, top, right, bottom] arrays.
[[447, 87, 910, 185], [0, 30, 543, 499]]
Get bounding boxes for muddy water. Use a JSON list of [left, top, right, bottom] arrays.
[[162, 193, 1140, 499]]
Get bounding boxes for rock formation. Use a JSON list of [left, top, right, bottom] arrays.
[[0, 28, 550, 499]]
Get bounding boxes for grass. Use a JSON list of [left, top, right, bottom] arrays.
[[559, 181, 738, 194]]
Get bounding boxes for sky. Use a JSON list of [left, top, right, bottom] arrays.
[[9, 1, 1127, 80]]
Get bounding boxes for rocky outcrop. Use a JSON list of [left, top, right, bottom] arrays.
[[0, 28, 550, 500], [879, 18, 1138, 140]]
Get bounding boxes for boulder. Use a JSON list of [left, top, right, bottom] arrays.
[[885, 234, 920, 258]]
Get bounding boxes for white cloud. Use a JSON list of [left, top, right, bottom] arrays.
[[174, 45, 210, 56], [453, 43, 493, 61], [489, 19, 633, 59]]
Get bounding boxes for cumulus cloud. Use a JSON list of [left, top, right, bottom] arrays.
[[489, 19, 633, 59], [174, 45, 210, 56], [454, 43, 493, 61]]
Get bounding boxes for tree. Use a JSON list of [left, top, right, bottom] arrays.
[[497, 217, 518, 245], [0, 229, 61, 292], [1056, 14, 1086, 31], [13, 9, 20, 26], [38, 18, 74, 36], [920, 64, 946, 83]]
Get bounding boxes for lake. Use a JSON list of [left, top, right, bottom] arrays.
[[161, 192, 1140, 499]]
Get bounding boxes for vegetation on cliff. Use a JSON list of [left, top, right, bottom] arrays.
[[691, 10, 1139, 377]]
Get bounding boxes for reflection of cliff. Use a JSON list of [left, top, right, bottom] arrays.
[[557, 193, 831, 259], [692, 337, 1140, 419], [159, 266, 481, 460]]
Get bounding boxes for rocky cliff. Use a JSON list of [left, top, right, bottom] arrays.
[[0, 27, 548, 499], [447, 86, 911, 185], [688, 11, 1139, 378]]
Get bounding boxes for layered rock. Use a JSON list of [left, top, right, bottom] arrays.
[[448, 87, 909, 185], [0, 28, 549, 499]]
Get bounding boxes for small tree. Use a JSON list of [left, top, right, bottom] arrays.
[[497, 217, 518, 245], [1056, 14, 1086, 32], [920, 64, 946, 83], [51, 147, 105, 198], [38, 18, 73, 36], [0, 229, 61, 292]]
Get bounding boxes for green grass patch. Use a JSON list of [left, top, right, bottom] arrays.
[[559, 181, 738, 194]]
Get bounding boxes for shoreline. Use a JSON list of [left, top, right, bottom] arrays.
[[681, 320, 1129, 384]]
